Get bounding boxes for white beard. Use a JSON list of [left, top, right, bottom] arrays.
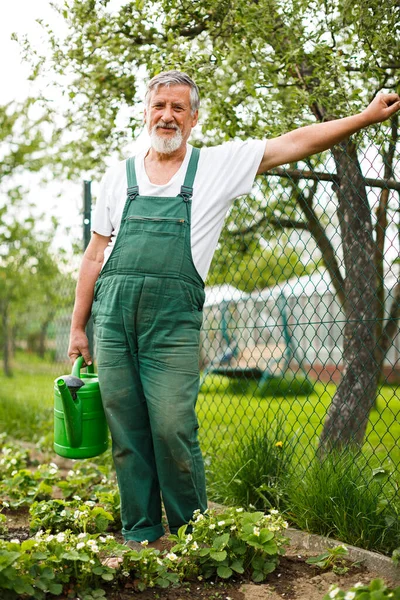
[[149, 123, 183, 154]]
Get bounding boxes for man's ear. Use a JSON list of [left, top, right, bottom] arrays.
[[192, 110, 199, 128]]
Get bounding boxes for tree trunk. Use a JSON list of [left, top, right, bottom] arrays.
[[38, 314, 54, 359], [1, 303, 12, 377], [318, 140, 379, 452]]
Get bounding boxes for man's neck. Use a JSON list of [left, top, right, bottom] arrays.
[[144, 144, 189, 185]]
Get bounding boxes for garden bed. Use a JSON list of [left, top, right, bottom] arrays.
[[2, 506, 396, 600]]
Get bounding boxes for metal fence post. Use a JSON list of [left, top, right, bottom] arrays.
[[83, 180, 94, 357]]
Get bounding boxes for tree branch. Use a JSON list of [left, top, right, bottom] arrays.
[[263, 167, 400, 193]]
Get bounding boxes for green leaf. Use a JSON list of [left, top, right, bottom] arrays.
[[212, 533, 230, 551], [217, 565, 233, 578], [210, 550, 227, 562], [48, 582, 63, 595], [101, 572, 115, 581], [252, 570, 265, 583], [230, 559, 244, 574]]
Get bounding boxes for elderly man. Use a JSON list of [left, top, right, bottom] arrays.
[[68, 71, 400, 553]]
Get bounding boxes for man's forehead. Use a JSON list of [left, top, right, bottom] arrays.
[[149, 84, 191, 104]]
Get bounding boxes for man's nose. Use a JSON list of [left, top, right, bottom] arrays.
[[161, 106, 174, 122]]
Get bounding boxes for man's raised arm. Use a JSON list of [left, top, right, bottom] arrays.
[[68, 232, 111, 365], [257, 93, 400, 174]]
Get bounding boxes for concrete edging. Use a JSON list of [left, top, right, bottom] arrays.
[[286, 528, 400, 584]]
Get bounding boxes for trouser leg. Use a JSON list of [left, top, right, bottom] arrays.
[[138, 278, 208, 534], [95, 299, 164, 542]]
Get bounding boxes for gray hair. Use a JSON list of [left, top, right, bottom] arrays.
[[145, 71, 200, 115]]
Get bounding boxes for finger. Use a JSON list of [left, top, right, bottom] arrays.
[[384, 100, 400, 118], [68, 351, 81, 364], [80, 347, 93, 367], [383, 92, 400, 102]]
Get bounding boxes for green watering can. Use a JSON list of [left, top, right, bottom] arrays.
[[54, 357, 108, 459]]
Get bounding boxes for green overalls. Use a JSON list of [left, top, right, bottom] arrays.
[[92, 147, 207, 543]]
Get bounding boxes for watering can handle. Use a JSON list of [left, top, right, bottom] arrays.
[[72, 356, 95, 377]]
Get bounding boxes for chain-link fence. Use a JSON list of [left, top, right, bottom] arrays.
[[47, 131, 400, 503], [196, 131, 400, 499]]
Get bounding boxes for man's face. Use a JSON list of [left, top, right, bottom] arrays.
[[145, 84, 198, 154]]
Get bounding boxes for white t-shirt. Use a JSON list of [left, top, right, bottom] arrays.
[[92, 139, 266, 281]]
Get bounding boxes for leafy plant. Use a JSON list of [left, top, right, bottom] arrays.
[[306, 544, 351, 575], [29, 499, 114, 534], [169, 506, 289, 583], [323, 578, 400, 600], [0, 531, 116, 599]]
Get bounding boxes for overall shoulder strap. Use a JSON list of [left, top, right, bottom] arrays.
[[180, 147, 200, 201], [126, 157, 139, 200]]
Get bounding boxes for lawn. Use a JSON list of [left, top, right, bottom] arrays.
[[0, 355, 399, 470]]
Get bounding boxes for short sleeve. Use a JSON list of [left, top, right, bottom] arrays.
[[92, 171, 113, 236]]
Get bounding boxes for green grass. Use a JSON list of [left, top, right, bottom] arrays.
[[206, 417, 296, 512], [286, 448, 400, 554], [0, 352, 69, 443], [197, 374, 400, 467]]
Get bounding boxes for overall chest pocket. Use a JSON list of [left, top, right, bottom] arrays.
[[117, 216, 187, 274]]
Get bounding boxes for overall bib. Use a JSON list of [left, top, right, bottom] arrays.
[[92, 147, 207, 542]]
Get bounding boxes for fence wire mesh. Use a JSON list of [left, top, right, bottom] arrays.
[[45, 129, 400, 510], [196, 131, 400, 501]]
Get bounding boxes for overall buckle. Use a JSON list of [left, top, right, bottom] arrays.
[[127, 186, 139, 201], [180, 185, 193, 202]]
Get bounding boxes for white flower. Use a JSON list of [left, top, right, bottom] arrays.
[[10, 458, 17, 465], [99, 536, 106, 543], [186, 534, 193, 542], [73, 495, 81, 501], [49, 468, 58, 475], [76, 542, 85, 550], [78, 532, 86, 539], [101, 477, 108, 484], [140, 540, 149, 546], [166, 552, 178, 561], [10, 538, 20, 544], [217, 520, 225, 527], [11, 470, 17, 476], [329, 587, 340, 599], [283, 521, 289, 529], [46, 535, 54, 542], [191, 542, 199, 550], [122, 571, 130, 577], [236, 508, 244, 513], [56, 533, 66, 542], [67, 470, 74, 477], [35, 530, 44, 539], [230, 525, 236, 531], [2, 501, 9, 508], [253, 527, 260, 536], [50, 463, 58, 470], [85, 501, 95, 507], [344, 593, 356, 600], [60, 510, 67, 517], [195, 513, 204, 522], [270, 509, 279, 515], [90, 559, 95, 565], [354, 583, 363, 589], [157, 558, 163, 565], [209, 524, 216, 530]]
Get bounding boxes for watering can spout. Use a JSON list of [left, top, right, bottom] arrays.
[[57, 378, 83, 448]]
